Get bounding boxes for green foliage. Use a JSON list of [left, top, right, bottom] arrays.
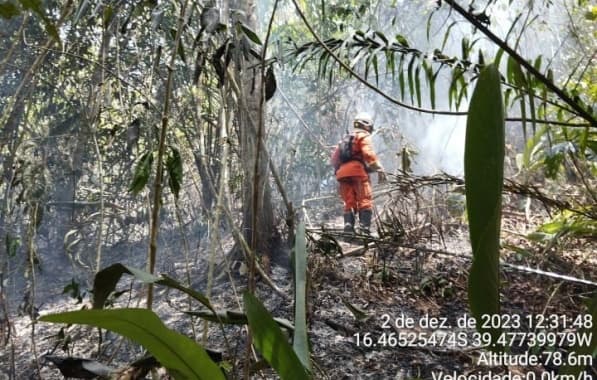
[[537, 211, 597, 239], [291, 28, 482, 111], [239, 22, 262, 45], [40, 309, 225, 380], [129, 151, 154, 195], [292, 222, 310, 370], [92, 263, 214, 311], [0, 2, 20, 19], [243, 292, 311, 380], [520, 125, 596, 180], [464, 64, 504, 349], [166, 146, 183, 199]]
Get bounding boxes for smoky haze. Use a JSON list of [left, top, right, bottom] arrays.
[[266, 0, 575, 201]]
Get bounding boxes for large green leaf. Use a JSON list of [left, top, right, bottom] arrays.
[[129, 151, 154, 195], [40, 309, 224, 380], [292, 222, 310, 371], [464, 63, 504, 350], [243, 292, 310, 380], [92, 263, 213, 312]]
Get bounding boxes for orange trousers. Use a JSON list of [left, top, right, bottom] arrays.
[[338, 177, 373, 212]]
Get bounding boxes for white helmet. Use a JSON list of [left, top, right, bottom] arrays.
[[354, 112, 374, 131]]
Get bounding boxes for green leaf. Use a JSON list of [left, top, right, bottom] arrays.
[[522, 127, 546, 169], [494, 48, 505, 68], [103, 5, 114, 28], [423, 62, 436, 109], [243, 292, 310, 380], [92, 263, 134, 309], [585, 6, 597, 21], [0, 2, 21, 19], [507, 56, 527, 88], [395, 34, 408, 47], [414, 66, 422, 107], [464, 64, 504, 351], [461, 37, 470, 61], [372, 55, 379, 86], [239, 22, 262, 45], [92, 263, 214, 312], [166, 146, 183, 199], [441, 22, 457, 51], [398, 69, 405, 100], [293, 223, 310, 371], [539, 221, 566, 234], [526, 232, 554, 242], [519, 97, 527, 142], [407, 55, 415, 104], [129, 151, 153, 195], [40, 309, 225, 380]]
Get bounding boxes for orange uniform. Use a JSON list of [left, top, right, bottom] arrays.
[[331, 129, 382, 213]]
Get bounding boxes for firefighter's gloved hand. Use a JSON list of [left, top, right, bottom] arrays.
[[377, 171, 387, 184]]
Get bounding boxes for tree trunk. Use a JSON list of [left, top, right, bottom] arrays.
[[233, 0, 277, 259]]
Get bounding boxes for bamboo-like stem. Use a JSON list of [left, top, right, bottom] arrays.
[[204, 86, 231, 344], [146, 0, 189, 309], [27, 203, 42, 379], [93, 133, 104, 273]]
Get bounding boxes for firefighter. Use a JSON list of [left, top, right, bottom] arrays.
[[331, 112, 386, 234]]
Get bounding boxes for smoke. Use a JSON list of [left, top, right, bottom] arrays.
[[405, 116, 467, 175], [346, 84, 468, 176]]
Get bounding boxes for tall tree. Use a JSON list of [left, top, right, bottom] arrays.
[[232, 0, 277, 267]]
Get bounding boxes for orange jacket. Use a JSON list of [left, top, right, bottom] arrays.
[[331, 129, 381, 180]]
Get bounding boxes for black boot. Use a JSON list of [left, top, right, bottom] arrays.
[[358, 209, 373, 234], [343, 211, 355, 233]]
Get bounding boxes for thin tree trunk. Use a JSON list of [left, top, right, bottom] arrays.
[[232, 0, 276, 260]]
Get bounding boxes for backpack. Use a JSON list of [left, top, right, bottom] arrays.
[[338, 134, 356, 163], [331, 132, 366, 173]]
